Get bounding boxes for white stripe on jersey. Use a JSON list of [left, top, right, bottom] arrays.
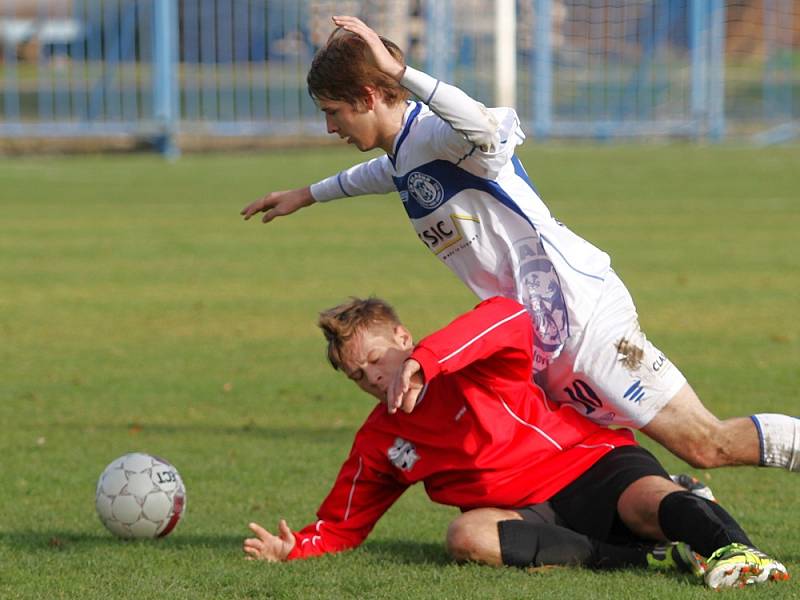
[[498, 395, 563, 451], [437, 308, 528, 365], [576, 442, 617, 450], [343, 456, 363, 521]]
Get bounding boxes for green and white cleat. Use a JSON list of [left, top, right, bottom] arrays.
[[647, 542, 706, 577], [704, 543, 790, 589]]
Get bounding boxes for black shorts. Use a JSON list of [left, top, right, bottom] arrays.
[[518, 445, 670, 545]]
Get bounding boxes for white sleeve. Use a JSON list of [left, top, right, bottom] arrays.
[[400, 66, 500, 153], [309, 155, 396, 202], [468, 107, 526, 180]]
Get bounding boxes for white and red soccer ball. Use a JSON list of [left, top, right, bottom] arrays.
[[95, 452, 186, 539]]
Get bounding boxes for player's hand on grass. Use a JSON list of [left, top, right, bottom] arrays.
[[243, 520, 295, 562], [387, 359, 424, 415], [241, 187, 314, 223], [332, 16, 405, 81]]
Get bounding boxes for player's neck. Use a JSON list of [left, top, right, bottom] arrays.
[[376, 102, 411, 155]]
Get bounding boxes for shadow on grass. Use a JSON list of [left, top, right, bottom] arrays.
[[0, 530, 247, 553], [3, 531, 453, 567], [362, 539, 451, 566], [358, 540, 718, 584]]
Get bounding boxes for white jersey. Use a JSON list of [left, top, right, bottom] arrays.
[[311, 68, 611, 373]]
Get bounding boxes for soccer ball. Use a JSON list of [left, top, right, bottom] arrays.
[[95, 452, 186, 539]]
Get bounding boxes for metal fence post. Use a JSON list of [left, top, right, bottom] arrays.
[[425, 0, 453, 81], [153, 0, 179, 157], [708, 0, 726, 140], [533, 0, 552, 138], [689, 0, 708, 138]]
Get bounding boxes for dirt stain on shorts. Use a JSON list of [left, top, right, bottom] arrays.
[[616, 338, 644, 370]]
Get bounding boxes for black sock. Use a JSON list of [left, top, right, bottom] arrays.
[[658, 491, 751, 557], [498, 520, 647, 569]]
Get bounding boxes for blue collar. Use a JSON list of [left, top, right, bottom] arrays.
[[388, 102, 422, 169]]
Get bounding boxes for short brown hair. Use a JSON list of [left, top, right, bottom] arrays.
[[318, 297, 401, 370], [307, 28, 411, 108]]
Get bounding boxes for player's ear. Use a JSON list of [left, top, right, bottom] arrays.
[[362, 86, 378, 110], [394, 325, 413, 349]]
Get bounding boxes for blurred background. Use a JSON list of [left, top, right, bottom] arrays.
[[0, 0, 797, 156]]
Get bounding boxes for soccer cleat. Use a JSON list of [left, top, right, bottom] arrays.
[[647, 542, 706, 577], [704, 543, 790, 589], [670, 473, 716, 502], [671, 542, 707, 577]]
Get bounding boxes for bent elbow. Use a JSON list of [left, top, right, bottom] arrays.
[[472, 106, 500, 151]]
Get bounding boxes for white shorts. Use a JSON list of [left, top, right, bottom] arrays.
[[536, 270, 686, 429]]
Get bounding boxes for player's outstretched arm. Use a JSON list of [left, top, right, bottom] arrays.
[[243, 519, 296, 561], [331, 16, 404, 81], [387, 359, 424, 415], [241, 187, 314, 224]]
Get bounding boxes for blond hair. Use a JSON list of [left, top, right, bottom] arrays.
[[318, 297, 401, 370]]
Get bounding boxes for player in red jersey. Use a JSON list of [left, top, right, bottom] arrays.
[[242, 296, 788, 588]]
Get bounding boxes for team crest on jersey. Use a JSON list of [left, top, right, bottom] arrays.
[[407, 172, 444, 209], [517, 238, 568, 353], [499, 236, 569, 371], [387, 437, 420, 471]]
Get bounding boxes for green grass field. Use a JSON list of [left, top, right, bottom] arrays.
[[1, 144, 798, 599]]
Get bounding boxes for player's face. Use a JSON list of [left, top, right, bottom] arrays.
[[340, 324, 413, 404], [317, 97, 380, 152]]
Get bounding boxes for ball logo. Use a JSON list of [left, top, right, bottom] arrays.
[[407, 172, 444, 209]]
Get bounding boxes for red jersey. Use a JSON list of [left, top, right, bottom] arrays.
[[286, 297, 636, 559]]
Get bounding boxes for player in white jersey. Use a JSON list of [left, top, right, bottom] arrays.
[[241, 16, 800, 476]]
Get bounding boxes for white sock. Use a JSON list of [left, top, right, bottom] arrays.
[[751, 414, 800, 472]]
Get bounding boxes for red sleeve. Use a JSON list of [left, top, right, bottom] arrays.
[[410, 296, 533, 383], [286, 430, 408, 560]]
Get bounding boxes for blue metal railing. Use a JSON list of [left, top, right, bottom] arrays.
[[0, 0, 797, 154]]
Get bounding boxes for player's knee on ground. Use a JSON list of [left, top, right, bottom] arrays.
[[446, 508, 518, 565], [497, 521, 621, 568]]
